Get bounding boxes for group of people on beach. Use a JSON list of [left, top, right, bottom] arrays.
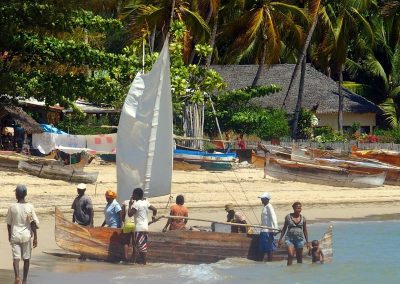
[[224, 193, 324, 265], [71, 183, 189, 265], [6, 183, 323, 284]]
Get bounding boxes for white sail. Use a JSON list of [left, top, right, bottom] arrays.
[[116, 40, 172, 202]]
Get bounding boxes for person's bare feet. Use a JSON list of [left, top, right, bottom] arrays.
[[14, 277, 21, 284]]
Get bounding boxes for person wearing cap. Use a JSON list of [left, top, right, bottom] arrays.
[[71, 183, 94, 227], [224, 203, 247, 233], [258, 192, 278, 261], [6, 184, 39, 284], [101, 190, 122, 228], [128, 188, 158, 265], [162, 195, 189, 232]]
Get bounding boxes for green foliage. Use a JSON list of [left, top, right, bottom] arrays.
[[295, 108, 313, 139], [0, 0, 138, 107], [373, 127, 400, 143], [169, 21, 226, 113], [205, 85, 289, 139], [313, 125, 347, 143], [57, 115, 116, 135]]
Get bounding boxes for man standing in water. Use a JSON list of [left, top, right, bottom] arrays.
[[128, 188, 158, 265], [258, 192, 278, 261], [7, 185, 39, 284], [71, 183, 94, 227]]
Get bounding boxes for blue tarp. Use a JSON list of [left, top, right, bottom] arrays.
[[40, 124, 68, 134]]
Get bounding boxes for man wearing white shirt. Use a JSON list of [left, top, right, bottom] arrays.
[[258, 192, 278, 261]]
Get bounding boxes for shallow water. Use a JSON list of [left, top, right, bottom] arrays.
[[5, 221, 400, 283]]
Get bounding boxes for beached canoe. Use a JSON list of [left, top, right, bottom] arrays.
[[265, 157, 386, 187], [0, 151, 62, 168], [18, 161, 98, 184], [54, 207, 332, 264], [351, 149, 400, 167], [174, 149, 236, 163], [291, 147, 400, 185]]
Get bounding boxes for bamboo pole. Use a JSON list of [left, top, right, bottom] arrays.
[[158, 215, 281, 232]]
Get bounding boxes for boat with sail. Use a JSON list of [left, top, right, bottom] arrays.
[[55, 40, 333, 264]]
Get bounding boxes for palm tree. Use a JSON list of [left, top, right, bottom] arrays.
[[282, 0, 321, 139], [218, 0, 308, 87], [327, 0, 375, 134], [122, 0, 210, 58], [344, 12, 400, 128]]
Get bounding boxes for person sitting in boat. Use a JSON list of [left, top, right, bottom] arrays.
[[225, 203, 247, 233], [121, 196, 135, 262], [128, 188, 158, 265], [101, 190, 122, 228], [162, 194, 188, 232], [237, 134, 246, 150], [278, 201, 310, 266], [308, 240, 324, 264], [258, 192, 278, 261], [71, 183, 93, 227]]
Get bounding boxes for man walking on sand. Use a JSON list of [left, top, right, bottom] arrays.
[[258, 192, 278, 261], [6, 184, 39, 284]]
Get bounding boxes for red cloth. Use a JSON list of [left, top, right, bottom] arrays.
[[238, 139, 246, 150], [169, 204, 188, 230]]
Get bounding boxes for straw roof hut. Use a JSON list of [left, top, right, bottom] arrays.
[[212, 64, 381, 133], [0, 105, 43, 134]]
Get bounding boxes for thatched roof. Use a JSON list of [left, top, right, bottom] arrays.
[[211, 64, 381, 114], [0, 105, 43, 134]]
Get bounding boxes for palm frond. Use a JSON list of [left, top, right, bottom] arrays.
[[182, 8, 211, 42], [380, 98, 399, 128]]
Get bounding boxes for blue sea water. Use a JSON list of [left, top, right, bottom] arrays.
[[14, 220, 400, 283]]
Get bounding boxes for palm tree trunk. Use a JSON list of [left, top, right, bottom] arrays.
[[282, 12, 319, 108], [251, 43, 267, 88], [206, 11, 219, 68], [338, 65, 344, 134], [292, 56, 307, 139]]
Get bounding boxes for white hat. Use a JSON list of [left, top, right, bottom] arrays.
[[77, 183, 86, 190], [258, 192, 271, 200]]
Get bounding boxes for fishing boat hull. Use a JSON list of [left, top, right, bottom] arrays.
[[55, 208, 332, 264], [174, 149, 236, 163], [292, 147, 400, 185], [0, 151, 62, 168], [352, 149, 400, 167], [265, 158, 386, 187], [18, 161, 98, 184]]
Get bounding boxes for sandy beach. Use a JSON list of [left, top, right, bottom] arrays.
[[1, 160, 400, 271]]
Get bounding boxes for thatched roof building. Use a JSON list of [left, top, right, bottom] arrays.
[[0, 105, 43, 134], [211, 64, 380, 132], [211, 64, 380, 114]]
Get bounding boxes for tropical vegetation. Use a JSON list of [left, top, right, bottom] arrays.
[[1, 0, 400, 141]]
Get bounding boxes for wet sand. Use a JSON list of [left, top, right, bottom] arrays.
[[1, 161, 400, 277]]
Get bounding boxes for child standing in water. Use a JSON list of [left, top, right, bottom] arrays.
[[309, 240, 324, 263]]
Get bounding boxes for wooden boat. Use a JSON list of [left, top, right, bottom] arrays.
[[292, 147, 400, 185], [55, 41, 333, 264], [174, 149, 236, 163], [0, 151, 62, 168], [351, 149, 400, 167], [265, 157, 386, 187], [18, 161, 98, 184], [55, 207, 333, 264]]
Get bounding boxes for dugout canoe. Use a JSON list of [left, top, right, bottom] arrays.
[[18, 161, 98, 184], [54, 207, 333, 264], [0, 151, 62, 168], [351, 149, 400, 167], [292, 147, 400, 185], [265, 157, 386, 188]]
